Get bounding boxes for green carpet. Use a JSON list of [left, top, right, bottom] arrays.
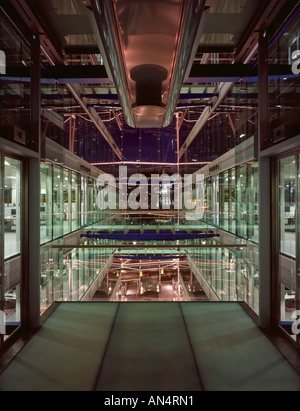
[[0, 302, 300, 391]]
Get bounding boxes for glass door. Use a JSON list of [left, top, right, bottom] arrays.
[[276, 151, 300, 346], [0, 155, 23, 346]]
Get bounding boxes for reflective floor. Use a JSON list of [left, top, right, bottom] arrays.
[[1, 302, 300, 391]]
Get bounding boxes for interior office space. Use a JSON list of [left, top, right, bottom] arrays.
[[0, 0, 300, 392]]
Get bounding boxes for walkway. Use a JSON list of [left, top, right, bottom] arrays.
[[0, 302, 300, 391]]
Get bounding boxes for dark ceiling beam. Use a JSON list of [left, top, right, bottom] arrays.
[[1, 64, 295, 85], [65, 45, 233, 57], [64, 45, 100, 55], [196, 45, 235, 54]]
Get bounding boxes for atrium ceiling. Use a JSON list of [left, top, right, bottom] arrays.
[[1, 0, 298, 175]]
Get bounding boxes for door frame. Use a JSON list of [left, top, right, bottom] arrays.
[[272, 148, 300, 348]]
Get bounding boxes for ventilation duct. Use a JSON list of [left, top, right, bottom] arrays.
[[89, 0, 208, 128]]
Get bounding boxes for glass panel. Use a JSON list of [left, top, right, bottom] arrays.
[[40, 163, 53, 244], [229, 168, 236, 234], [0, 155, 3, 345], [81, 176, 88, 227], [71, 172, 80, 231], [88, 177, 95, 226], [247, 164, 259, 243], [212, 176, 219, 226], [40, 247, 64, 314], [53, 165, 63, 239], [297, 154, 300, 347], [236, 165, 247, 238], [3, 157, 22, 337], [0, 18, 31, 147], [279, 157, 296, 258], [4, 158, 21, 259], [205, 178, 213, 225], [279, 155, 296, 337], [220, 171, 229, 231], [63, 168, 71, 235]]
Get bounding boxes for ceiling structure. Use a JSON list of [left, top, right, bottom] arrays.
[[0, 0, 299, 177]]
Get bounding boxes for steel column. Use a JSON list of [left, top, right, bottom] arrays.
[[258, 33, 271, 329], [27, 35, 41, 329]]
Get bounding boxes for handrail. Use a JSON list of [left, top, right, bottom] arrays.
[[109, 276, 122, 302], [81, 254, 114, 301], [186, 254, 220, 302], [178, 273, 191, 302]]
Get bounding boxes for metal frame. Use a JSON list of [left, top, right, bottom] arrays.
[[51, 244, 247, 250], [2, 63, 296, 84], [0, 155, 4, 346], [273, 148, 300, 349], [0, 149, 27, 349]]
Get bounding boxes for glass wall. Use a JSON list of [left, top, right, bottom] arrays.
[[268, 11, 300, 152], [1, 156, 22, 343], [203, 163, 259, 243], [195, 162, 260, 314], [40, 162, 105, 245], [40, 163, 53, 244], [187, 240, 259, 315], [247, 164, 259, 243], [4, 158, 21, 259], [278, 153, 299, 342], [53, 165, 63, 240], [72, 172, 80, 231], [236, 165, 247, 238], [229, 169, 236, 234], [81, 176, 88, 227], [279, 156, 296, 258], [0, 13, 30, 347], [63, 169, 71, 235], [40, 240, 114, 313], [220, 171, 229, 231], [0, 15, 32, 149], [39, 161, 115, 313]]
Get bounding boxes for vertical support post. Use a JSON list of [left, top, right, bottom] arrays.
[[69, 115, 76, 154], [258, 32, 271, 328], [27, 35, 41, 329], [69, 115, 73, 153], [159, 263, 161, 288], [296, 155, 300, 347], [176, 113, 180, 226], [0, 156, 4, 344]]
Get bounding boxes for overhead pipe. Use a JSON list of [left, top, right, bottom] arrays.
[[89, 0, 208, 128]]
